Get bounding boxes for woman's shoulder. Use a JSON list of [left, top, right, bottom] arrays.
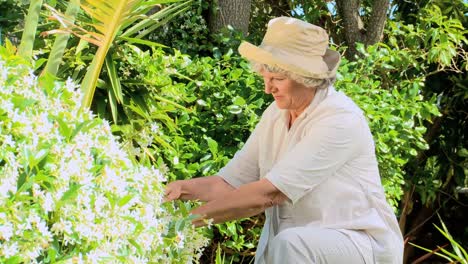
[[315, 88, 364, 117]]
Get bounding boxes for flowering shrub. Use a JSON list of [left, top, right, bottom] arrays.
[[0, 52, 208, 263]]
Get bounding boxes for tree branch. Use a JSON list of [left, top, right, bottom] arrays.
[[336, 0, 390, 60], [336, 0, 365, 59]]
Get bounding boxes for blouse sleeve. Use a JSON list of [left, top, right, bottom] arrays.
[[216, 118, 264, 188], [265, 112, 365, 204]]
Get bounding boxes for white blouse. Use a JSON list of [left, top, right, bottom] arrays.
[[218, 86, 404, 264]]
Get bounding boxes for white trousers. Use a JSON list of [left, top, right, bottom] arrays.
[[264, 227, 368, 264]]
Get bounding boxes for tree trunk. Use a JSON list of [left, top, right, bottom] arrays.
[[336, 0, 390, 60], [208, 0, 252, 35]]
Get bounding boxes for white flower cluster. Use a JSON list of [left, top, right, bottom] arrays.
[[0, 57, 208, 263]]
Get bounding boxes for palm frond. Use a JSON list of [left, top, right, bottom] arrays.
[[18, 0, 44, 59], [44, 0, 187, 109]]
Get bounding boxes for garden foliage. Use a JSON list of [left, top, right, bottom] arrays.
[[2, 0, 466, 262], [0, 48, 208, 263]]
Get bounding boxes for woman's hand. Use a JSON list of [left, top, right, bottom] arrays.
[[163, 176, 235, 203], [163, 180, 184, 202]]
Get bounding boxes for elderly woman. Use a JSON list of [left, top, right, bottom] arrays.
[[164, 17, 403, 264]]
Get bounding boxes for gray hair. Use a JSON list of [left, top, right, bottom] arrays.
[[251, 62, 335, 90]]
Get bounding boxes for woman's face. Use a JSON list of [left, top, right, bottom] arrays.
[[260, 70, 315, 112]]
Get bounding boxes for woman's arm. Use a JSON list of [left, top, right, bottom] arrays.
[[190, 178, 287, 227], [164, 176, 235, 203]]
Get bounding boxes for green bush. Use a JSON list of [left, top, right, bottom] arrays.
[[115, 45, 269, 181], [0, 47, 208, 263], [337, 43, 440, 208], [0, 0, 27, 45]]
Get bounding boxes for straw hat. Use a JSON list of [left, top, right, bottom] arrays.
[[239, 17, 340, 79]]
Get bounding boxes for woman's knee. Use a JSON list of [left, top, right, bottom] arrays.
[[270, 228, 301, 250], [267, 227, 366, 264], [267, 228, 316, 263]]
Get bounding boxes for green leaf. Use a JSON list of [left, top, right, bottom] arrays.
[[233, 96, 246, 106], [227, 105, 242, 114], [226, 221, 237, 237], [16, 172, 28, 192], [174, 219, 186, 232], [128, 239, 143, 255], [71, 119, 101, 139], [119, 37, 168, 48], [59, 184, 81, 203], [409, 242, 454, 263], [108, 84, 119, 124], [152, 94, 188, 110], [34, 58, 48, 70], [215, 243, 223, 264], [126, 100, 151, 120], [230, 69, 243, 80], [54, 117, 72, 141], [29, 148, 49, 168], [439, 50, 452, 66], [76, 38, 90, 55], [18, 0, 44, 59], [200, 162, 213, 175], [4, 256, 22, 264], [118, 194, 134, 207], [43, 0, 80, 76], [105, 52, 124, 103], [205, 137, 218, 156]]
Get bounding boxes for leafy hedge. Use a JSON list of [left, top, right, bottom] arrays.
[[113, 46, 269, 182]]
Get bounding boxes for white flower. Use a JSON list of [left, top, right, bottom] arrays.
[[101, 166, 127, 193], [94, 195, 109, 213], [75, 222, 94, 240], [0, 222, 14, 241], [65, 77, 77, 92], [33, 112, 53, 135], [150, 123, 159, 133], [0, 61, 7, 80], [86, 249, 109, 264], [25, 247, 41, 260], [1, 242, 18, 258], [175, 231, 185, 249], [0, 176, 16, 200], [42, 192, 54, 212], [153, 167, 166, 182], [128, 256, 148, 264], [51, 219, 73, 236], [0, 99, 13, 113], [23, 70, 36, 87], [2, 134, 15, 147], [138, 232, 154, 251], [35, 219, 52, 239]]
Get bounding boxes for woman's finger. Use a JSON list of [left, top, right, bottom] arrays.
[[163, 189, 180, 202]]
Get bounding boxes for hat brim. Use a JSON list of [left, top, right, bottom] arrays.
[[239, 41, 340, 79]]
